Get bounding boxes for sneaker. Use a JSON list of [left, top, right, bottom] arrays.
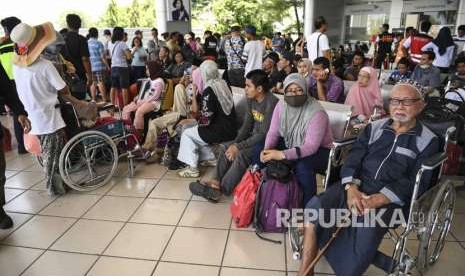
[[168, 160, 187, 170], [200, 159, 217, 167], [0, 209, 13, 229], [178, 166, 200, 178]]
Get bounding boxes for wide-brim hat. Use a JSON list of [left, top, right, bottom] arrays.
[[10, 22, 56, 67]]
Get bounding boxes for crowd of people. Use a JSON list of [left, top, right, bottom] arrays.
[[0, 12, 464, 276]]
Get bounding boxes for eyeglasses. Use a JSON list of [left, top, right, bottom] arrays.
[[285, 88, 304, 96], [389, 98, 421, 106]]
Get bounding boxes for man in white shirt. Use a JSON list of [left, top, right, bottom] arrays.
[[307, 16, 331, 63], [242, 25, 265, 76]]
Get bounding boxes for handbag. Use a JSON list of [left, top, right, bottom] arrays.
[[265, 147, 301, 183]]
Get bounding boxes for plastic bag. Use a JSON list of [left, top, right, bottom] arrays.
[[23, 133, 42, 155]]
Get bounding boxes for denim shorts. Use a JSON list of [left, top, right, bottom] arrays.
[[111, 67, 130, 89]]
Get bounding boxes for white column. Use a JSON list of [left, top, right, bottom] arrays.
[[304, 0, 315, 38], [388, 0, 404, 29], [457, 0, 465, 27], [156, 0, 167, 33]]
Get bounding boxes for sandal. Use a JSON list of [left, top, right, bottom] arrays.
[[189, 180, 221, 203]]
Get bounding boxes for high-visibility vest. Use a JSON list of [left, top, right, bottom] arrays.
[[0, 41, 15, 80], [410, 34, 433, 64]]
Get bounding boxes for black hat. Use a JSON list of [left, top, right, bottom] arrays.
[[1, 16, 21, 35], [265, 52, 279, 64]]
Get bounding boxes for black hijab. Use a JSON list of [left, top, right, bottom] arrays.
[[432, 27, 454, 56]]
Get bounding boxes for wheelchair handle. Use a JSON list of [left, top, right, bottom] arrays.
[[333, 136, 358, 148]]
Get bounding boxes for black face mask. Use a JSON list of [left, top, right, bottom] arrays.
[[284, 94, 308, 107]]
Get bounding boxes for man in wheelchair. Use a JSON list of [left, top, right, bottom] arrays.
[[298, 80, 440, 276]]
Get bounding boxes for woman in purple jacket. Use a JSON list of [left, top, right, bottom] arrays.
[[260, 73, 333, 204]]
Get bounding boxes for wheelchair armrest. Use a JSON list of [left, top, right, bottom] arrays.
[[421, 152, 447, 171], [333, 136, 358, 148]]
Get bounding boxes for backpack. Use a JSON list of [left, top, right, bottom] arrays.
[[231, 165, 262, 228], [253, 169, 303, 243]]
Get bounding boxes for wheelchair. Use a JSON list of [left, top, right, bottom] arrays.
[[39, 101, 143, 192], [288, 123, 458, 275]]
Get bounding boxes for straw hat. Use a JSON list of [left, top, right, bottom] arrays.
[[10, 22, 56, 67]]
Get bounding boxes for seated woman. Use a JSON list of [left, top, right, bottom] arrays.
[[165, 50, 190, 85], [143, 65, 204, 163], [345, 66, 385, 125], [261, 73, 333, 205], [176, 60, 237, 178], [122, 61, 164, 132]]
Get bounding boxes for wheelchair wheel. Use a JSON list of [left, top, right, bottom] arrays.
[[288, 225, 304, 260], [417, 180, 456, 271], [59, 130, 118, 192]]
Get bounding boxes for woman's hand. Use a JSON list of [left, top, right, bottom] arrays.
[[260, 149, 285, 163]]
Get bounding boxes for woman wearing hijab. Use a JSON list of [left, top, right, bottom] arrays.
[[122, 61, 164, 131], [176, 60, 237, 178], [421, 27, 456, 73], [297, 58, 312, 88], [260, 73, 333, 205], [344, 66, 385, 123]]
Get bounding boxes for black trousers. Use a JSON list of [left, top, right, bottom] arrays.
[[13, 114, 25, 153], [0, 141, 6, 207]]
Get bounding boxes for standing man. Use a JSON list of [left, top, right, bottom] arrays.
[[0, 64, 31, 229], [243, 25, 266, 76], [147, 27, 161, 61], [224, 26, 246, 87], [87, 27, 109, 102], [61, 14, 92, 88], [271, 32, 285, 54], [403, 21, 432, 65], [374, 23, 395, 69], [0, 16, 27, 154], [395, 26, 414, 64], [307, 16, 331, 62], [203, 30, 218, 61]]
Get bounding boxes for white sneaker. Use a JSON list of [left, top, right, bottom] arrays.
[[177, 166, 200, 178]]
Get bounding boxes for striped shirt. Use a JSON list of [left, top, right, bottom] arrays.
[[88, 38, 106, 72]]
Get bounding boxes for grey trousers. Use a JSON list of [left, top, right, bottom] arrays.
[[213, 142, 254, 196]]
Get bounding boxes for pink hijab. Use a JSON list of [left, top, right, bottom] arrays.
[[191, 67, 204, 94], [344, 66, 385, 118]]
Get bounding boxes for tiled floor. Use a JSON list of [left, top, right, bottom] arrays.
[[1, 151, 465, 275]]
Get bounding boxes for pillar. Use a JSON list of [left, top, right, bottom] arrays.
[[304, 0, 315, 38], [457, 0, 465, 28], [156, 0, 167, 33], [388, 0, 404, 29]]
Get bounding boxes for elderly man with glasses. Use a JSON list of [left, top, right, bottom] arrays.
[[298, 79, 440, 276]]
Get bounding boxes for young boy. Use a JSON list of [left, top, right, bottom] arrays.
[[189, 69, 278, 202], [388, 57, 412, 84]]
